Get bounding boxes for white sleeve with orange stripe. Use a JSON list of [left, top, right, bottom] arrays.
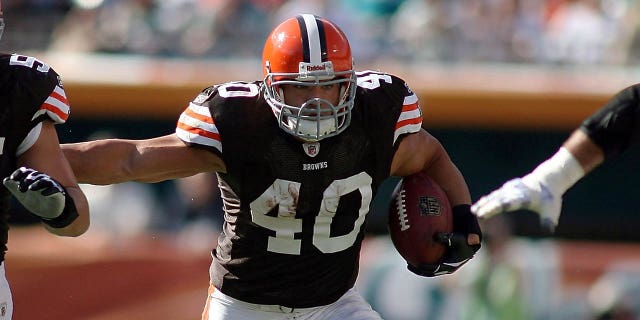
[[393, 92, 423, 145], [30, 84, 70, 124], [175, 102, 223, 154], [16, 84, 71, 156]]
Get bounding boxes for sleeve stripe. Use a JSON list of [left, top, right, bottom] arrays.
[[175, 103, 222, 153], [393, 122, 423, 144], [176, 122, 221, 141], [51, 86, 69, 106], [184, 104, 214, 124], [401, 101, 420, 113], [396, 116, 422, 130], [176, 126, 222, 153], [398, 103, 421, 122], [34, 85, 70, 123], [393, 94, 423, 144], [41, 101, 69, 122]]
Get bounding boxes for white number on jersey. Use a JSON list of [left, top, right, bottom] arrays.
[[356, 71, 393, 90], [217, 82, 260, 98], [250, 172, 373, 255], [9, 54, 51, 73]]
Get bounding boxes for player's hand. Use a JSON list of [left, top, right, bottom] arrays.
[[3, 167, 67, 219], [471, 176, 561, 233], [407, 232, 479, 277], [407, 205, 482, 277]]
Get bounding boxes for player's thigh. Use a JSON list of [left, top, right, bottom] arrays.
[[202, 285, 283, 320], [309, 288, 382, 320]]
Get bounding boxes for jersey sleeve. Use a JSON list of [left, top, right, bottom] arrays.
[[175, 87, 223, 154], [10, 54, 70, 125], [580, 83, 640, 159], [32, 83, 70, 124], [393, 89, 422, 144]]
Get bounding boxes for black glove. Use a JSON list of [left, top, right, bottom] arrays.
[[408, 204, 482, 277], [3, 167, 78, 228]]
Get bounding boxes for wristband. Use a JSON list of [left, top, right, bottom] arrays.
[[525, 147, 585, 196], [452, 204, 483, 244], [41, 192, 79, 229]]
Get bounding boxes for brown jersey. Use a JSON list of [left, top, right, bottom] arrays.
[[175, 70, 423, 308], [0, 53, 70, 262]]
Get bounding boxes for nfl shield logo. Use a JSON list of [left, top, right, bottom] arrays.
[[302, 142, 320, 157], [418, 196, 441, 216]]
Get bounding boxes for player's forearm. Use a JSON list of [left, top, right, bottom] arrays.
[[423, 148, 471, 207], [62, 140, 138, 185], [428, 164, 471, 207], [563, 130, 605, 174]]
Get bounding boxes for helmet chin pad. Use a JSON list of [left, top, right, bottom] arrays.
[[290, 118, 337, 140]]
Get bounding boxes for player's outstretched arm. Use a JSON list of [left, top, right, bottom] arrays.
[[62, 133, 226, 185], [473, 82, 640, 231], [471, 130, 601, 232]]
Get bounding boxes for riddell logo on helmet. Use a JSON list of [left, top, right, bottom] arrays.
[[298, 62, 335, 80], [306, 65, 327, 72]]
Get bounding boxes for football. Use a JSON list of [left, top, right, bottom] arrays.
[[388, 172, 453, 266]]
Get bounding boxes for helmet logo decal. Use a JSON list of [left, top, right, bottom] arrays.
[[298, 61, 334, 80]]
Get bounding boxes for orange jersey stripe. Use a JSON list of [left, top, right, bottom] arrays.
[[177, 122, 221, 141], [395, 116, 422, 130], [41, 102, 69, 121], [401, 102, 420, 112], [185, 107, 214, 124], [50, 90, 68, 106]]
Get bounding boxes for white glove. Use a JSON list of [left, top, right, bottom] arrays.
[[471, 176, 561, 232], [471, 147, 585, 233], [3, 167, 66, 219]]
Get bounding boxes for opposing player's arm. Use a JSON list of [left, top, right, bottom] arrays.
[[62, 133, 226, 185], [563, 129, 604, 174], [16, 121, 89, 236]]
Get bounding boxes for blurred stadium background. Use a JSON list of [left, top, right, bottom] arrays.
[[4, 0, 640, 319]]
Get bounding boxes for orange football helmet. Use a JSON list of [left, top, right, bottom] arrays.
[[262, 14, 357, 142]]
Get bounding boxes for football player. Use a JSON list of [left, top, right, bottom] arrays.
[[472, 84, 640, 232], [63, 14, 481, 319], [0, 1, 90, 318]]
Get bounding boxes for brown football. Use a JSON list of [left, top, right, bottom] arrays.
[[388, 172, 453, 265]]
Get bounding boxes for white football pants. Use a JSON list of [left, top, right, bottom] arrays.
[[0, 263, 13, 320], [202, 284, 383, 320]]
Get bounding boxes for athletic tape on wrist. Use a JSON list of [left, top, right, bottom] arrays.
[[528, 147, 585, 196]]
